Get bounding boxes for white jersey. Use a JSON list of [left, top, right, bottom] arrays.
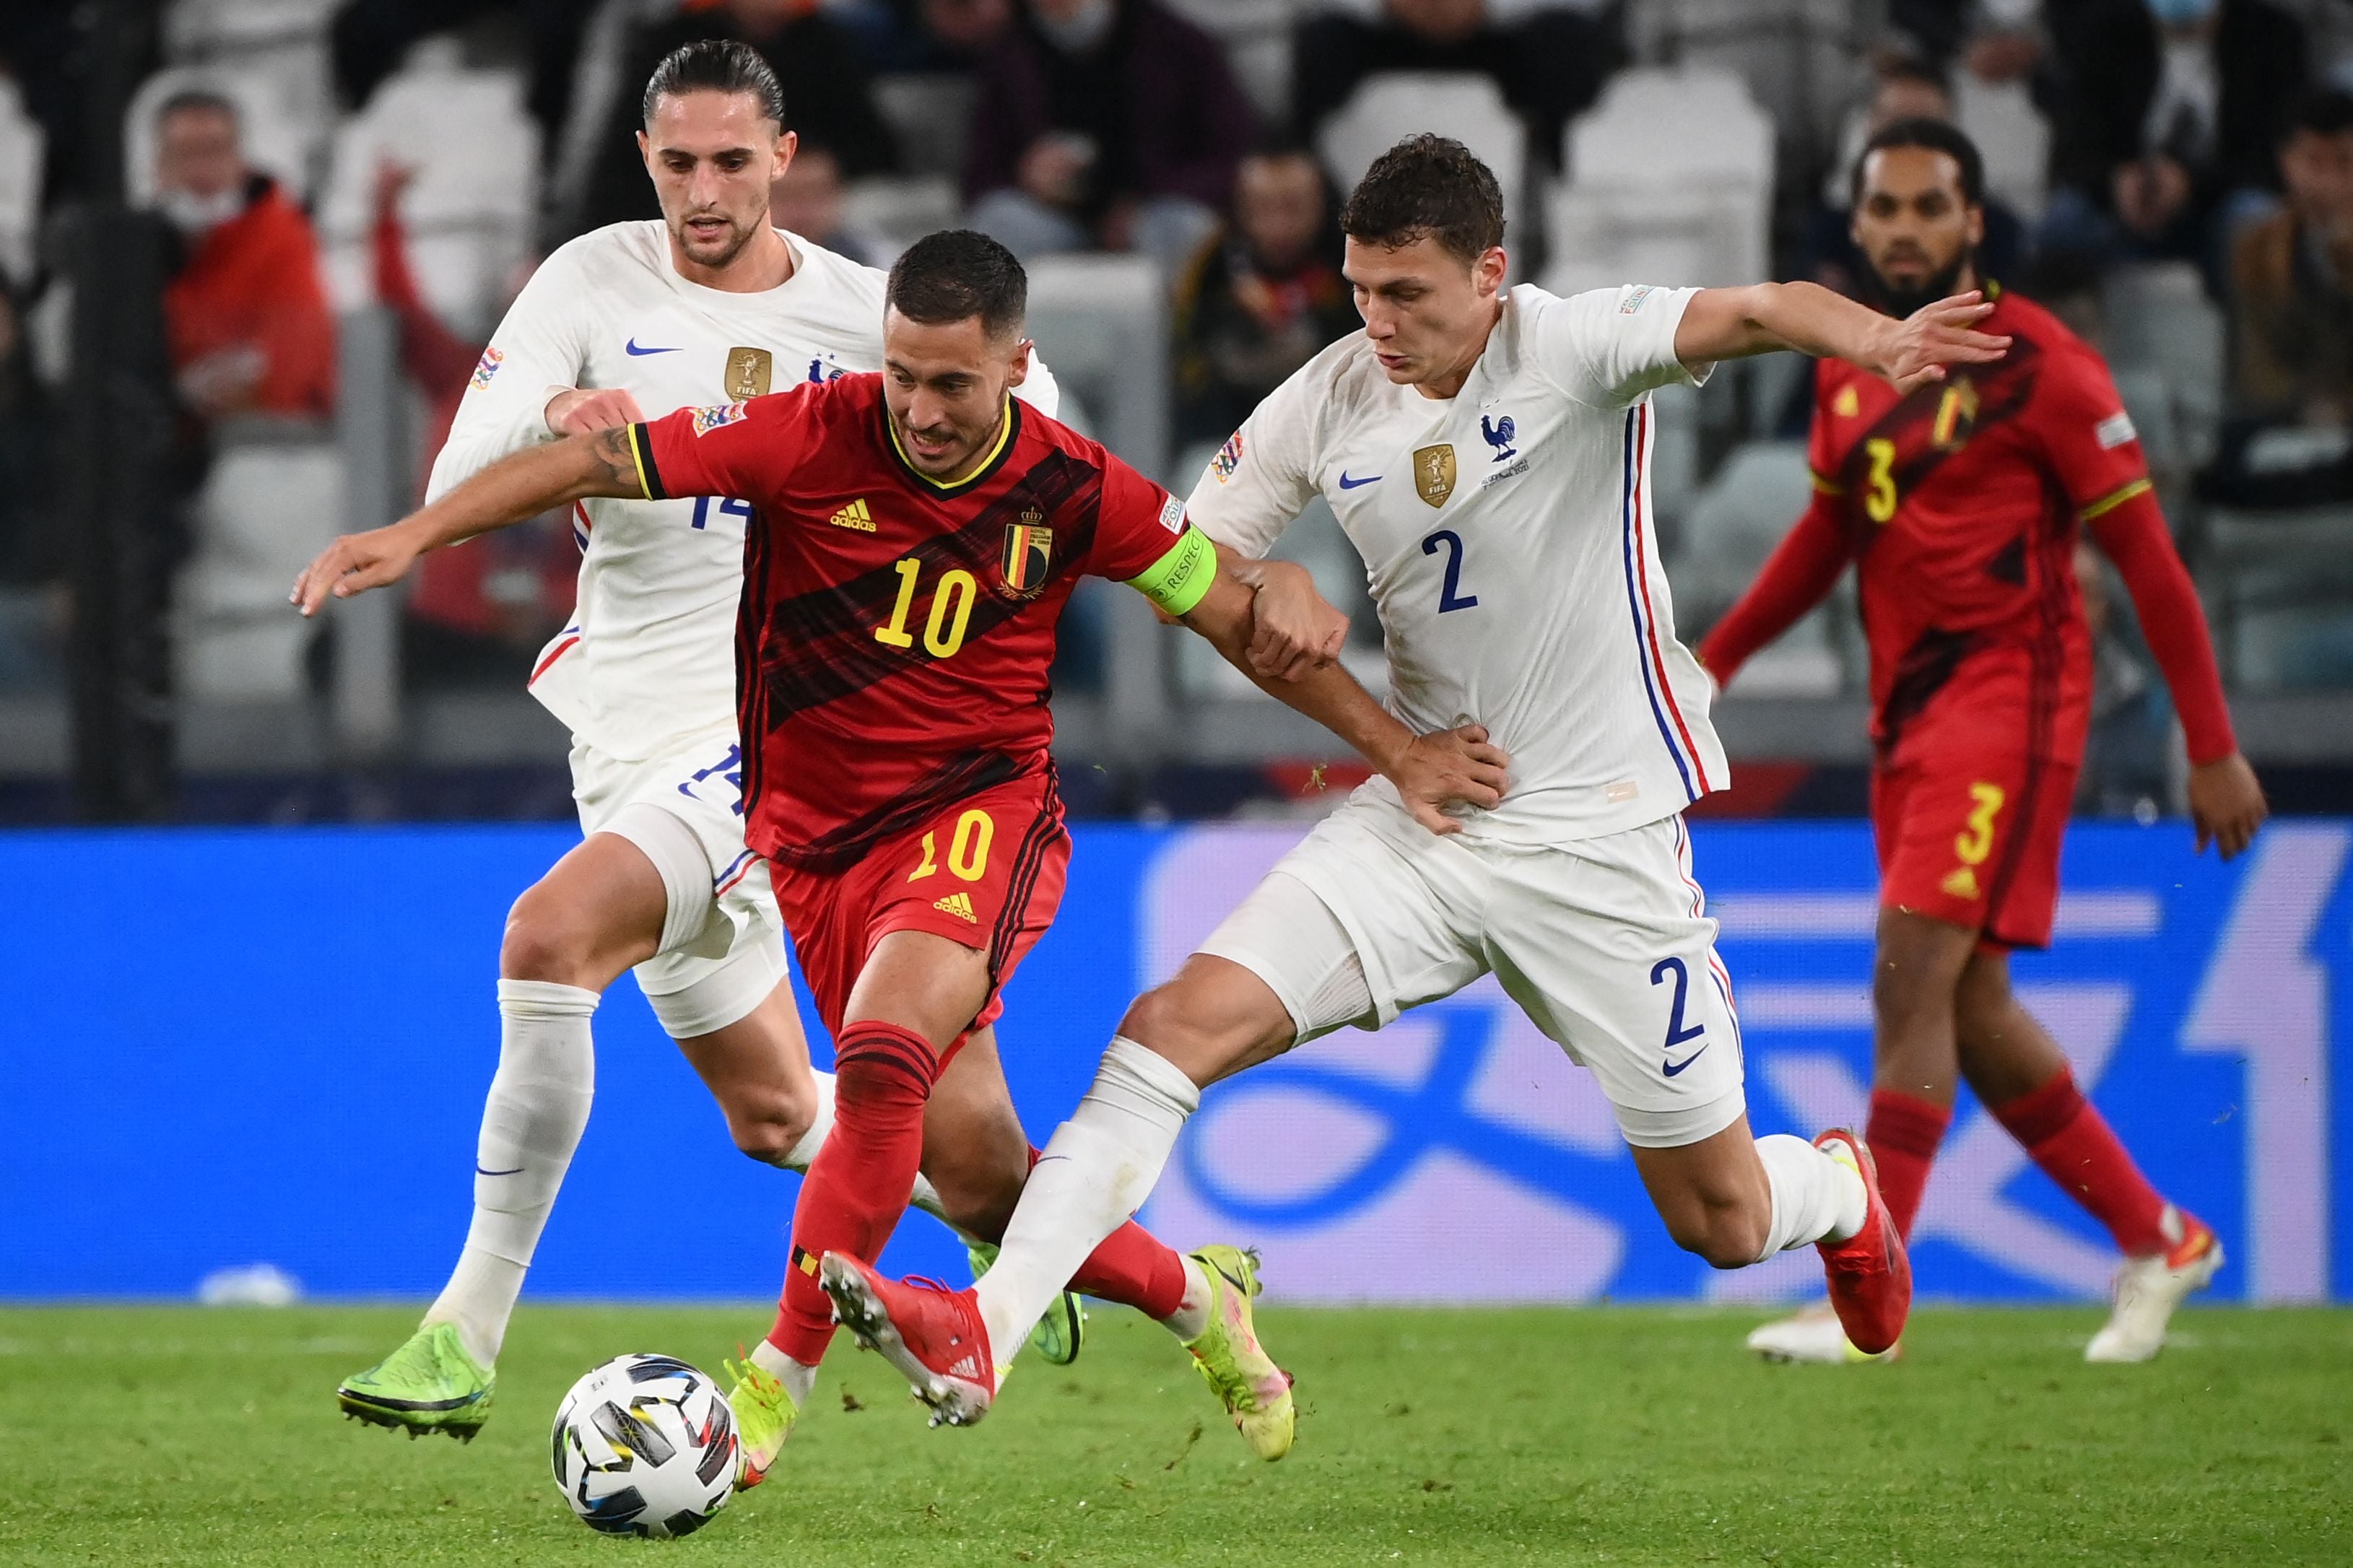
[[1188, 282, 1727, 842], [426, 221, 1060, 762]]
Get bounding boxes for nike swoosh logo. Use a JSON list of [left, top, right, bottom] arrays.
[[1662, 1047, 1708, 1079], [1337, 471, 1383, 489], [476, 1164, 525, 1176], [625, 339, 679, 356]]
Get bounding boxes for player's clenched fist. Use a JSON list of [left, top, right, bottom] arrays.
[[1869, 291, 2010, 394], [1383, 723, 1510, 835], [546, 386, 648, 435], [290, 525, 424, 617], [1243, 558, 1349, 682]]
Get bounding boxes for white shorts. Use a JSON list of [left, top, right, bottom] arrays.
[[570, 728, 788, 1038], [1197, 792, 1746, 1149]]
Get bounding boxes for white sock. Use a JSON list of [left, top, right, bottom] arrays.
[[972, 1037, 1201, 1369], [1162, 1256, 1212, 1343], [1754, 1133, 1869, 1260], [748, 1338, 819, 1406], [422, 979, 598, 1368], [774, 1068, 952, 1227]]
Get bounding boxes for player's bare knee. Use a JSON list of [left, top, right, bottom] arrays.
[[500, 886, 601, 986], [1118, 972, 1291, 1088], [724, 1079, 815, 1165], [1663, 1202, 1767, 1270]]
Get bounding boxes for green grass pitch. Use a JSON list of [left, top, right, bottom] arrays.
[[4, 1304, 2347, 1565]]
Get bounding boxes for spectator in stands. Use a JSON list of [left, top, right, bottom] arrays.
[[1805, 59, 2029, 297], [152, 91, 336, 422], [1287, 0, 1622, 173], [964, 0, 1257, 274], [845, 0, 1015, 72], [770, 145, 886, 266], [1172, 143, 1357, 445], [2228, 87, 2353, 424], [578, 0, 898, 234], [2040, 0, 2309, 282]]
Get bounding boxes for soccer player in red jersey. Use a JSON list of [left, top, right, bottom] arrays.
[[1698, 121, 2270, 1364], [295, 229, 1502, 1472]]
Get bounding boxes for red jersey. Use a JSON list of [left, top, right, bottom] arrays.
[[1806, 287, 2147, 759], [628, 374, 1209, 870]]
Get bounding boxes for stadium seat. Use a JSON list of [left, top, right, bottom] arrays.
[[2100, 263, 2223, 473], [1025, 254, 1173, 482], [1624, 0, 1859, 181], [839, 175, 961, 262], [314, 39, 540, 333], [162, 0, 340, 167], [0, 77, 42, 290], [1666, 440, 1850, 697], [1318, 74, 1528, 242], [176, 430, 344, 700], [2200, 503, 2353, 690], [1157, 0, 1294, 121], [1541, 66, 1771, 297], [871, 74, 977, 183], [1954, 71, 2049, 222]]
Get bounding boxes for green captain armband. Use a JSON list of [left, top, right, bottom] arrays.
[[1126, 526, 1216, 617]]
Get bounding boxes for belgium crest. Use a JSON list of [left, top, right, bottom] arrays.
[[1001, 510, 1054, 599]]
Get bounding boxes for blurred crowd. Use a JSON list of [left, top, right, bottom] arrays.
[[6, 0, 2353, 723]]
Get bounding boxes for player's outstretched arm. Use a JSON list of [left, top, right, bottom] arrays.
[[1180, 570, 1509, 835], [1674, 282, 2011, 393], [293, 427, 646, 616]]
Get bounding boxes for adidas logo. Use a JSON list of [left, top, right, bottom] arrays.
[[830, 497, 874, 531], [1940, 867, 1981, 900], [933, 891, 977, 923]]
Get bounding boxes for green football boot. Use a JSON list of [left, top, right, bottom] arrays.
[[966, 1242, 1086, 1367], [1182, 1245, 1294, 1461], [336, 1323, 494, 1442], [723, 1356, 799, 1491]]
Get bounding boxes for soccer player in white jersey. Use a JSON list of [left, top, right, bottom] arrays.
[[326, 41, 1091, 1444], [819, 134, 2014, 1445]]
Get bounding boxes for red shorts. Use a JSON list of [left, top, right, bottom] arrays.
[[767, 767, 1071, 1039], [1872, 739, 2077, 950]]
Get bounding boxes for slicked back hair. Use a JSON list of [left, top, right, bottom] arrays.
[[1339, 134, 1505, 263], [1853, 116, 1986, 207], [887, 230, 1027, 341], [642, 39, 787, 129]]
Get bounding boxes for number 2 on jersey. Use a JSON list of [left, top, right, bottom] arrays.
[[1420, 529, 1479, 611], [875, 557, 978, 658]]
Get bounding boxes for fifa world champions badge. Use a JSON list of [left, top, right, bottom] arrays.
[[725, 347, 774, 400]]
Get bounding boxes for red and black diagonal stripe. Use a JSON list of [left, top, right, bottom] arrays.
[[987, 761, 1068, 980], [751, 448, 1103, 729]]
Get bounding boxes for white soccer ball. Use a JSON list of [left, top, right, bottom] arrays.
[[551, 1354, 738, 1538]]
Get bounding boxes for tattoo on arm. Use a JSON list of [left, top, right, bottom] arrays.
[[590, 427, 639, 492]]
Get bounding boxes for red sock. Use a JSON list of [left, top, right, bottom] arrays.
[[1991, 1069, 2170, 1256], [767, 1021, 939, 1364], [1865, 1089, 1951, 1242], [1020, 1146, 1188, 1321]]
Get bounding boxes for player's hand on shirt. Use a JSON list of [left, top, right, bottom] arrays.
[[1386, 724, 1510, 835], [291, 525, 423, 617], [2188, 752, 2268, 860], [1243, 559, 1350, 682], [1869, 292, 2009, 395], [546, 386, 648, 435]]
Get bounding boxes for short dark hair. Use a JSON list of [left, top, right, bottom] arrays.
[[2285, 85, 2353, 141], [1339, 134, 1505, 263], [156, 88, 239, 132], [887, 229, 1027, 340], [1851, 116, 1985, 207], [642, 40, 787, 128]]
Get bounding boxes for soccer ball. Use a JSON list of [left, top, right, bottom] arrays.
[[551, 1354, 738, 1538]]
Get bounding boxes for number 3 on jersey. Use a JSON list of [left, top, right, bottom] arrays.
[[874, 557, 978, 658], [1863, 438, 1899, 524]]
